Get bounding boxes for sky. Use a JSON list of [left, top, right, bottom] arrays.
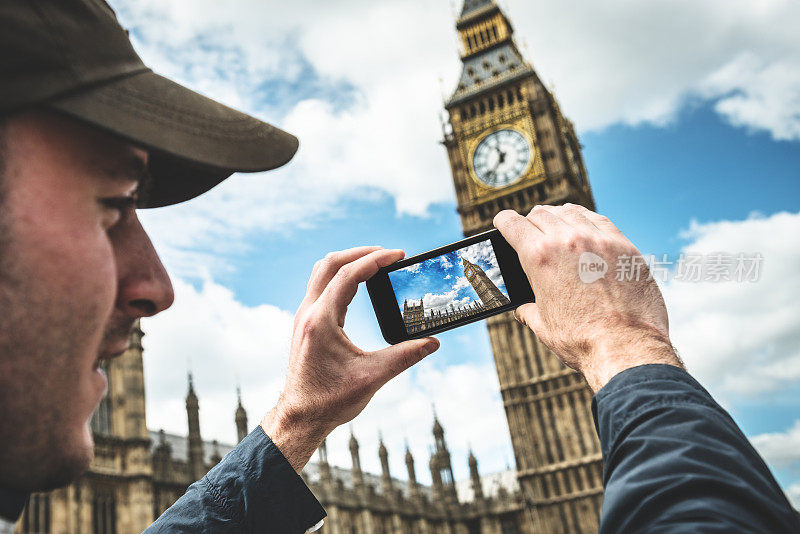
[[388, 239, 509, 316], [108, 0, 800, 503]]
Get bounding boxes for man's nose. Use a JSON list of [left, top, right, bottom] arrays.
[[113, 216, 175, 318]]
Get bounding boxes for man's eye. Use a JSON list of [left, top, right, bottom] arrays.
[[101, 196, 137, 221]]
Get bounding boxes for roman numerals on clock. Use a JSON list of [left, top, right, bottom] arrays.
[[472, 129, 533, 188]]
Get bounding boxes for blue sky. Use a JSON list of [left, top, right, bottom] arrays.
[[388, 239, 509, 317], [113, 0, 800, 502]]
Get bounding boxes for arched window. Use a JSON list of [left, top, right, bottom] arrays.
[[21, 494, 50, 534], [93, 491, 117, 534]]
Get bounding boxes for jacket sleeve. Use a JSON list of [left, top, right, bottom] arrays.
[[144, 426, 326, 533], [593, 364, 800, 533]]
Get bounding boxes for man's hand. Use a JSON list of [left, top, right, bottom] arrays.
[[261, 246, 440, 472], [494, 204, 682, 393]]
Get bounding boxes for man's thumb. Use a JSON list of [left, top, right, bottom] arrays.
[[371, 337, 440, 385], [514, 302, 542, 332]]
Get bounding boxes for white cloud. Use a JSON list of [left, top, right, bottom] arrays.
[[663, 211, 800, 399], [751, 420, 800, 470], [141, 276, 294, 442], [510, 0, 800, 137], [452, 276, 471, 291], [701, 53, 800, 141], [459, 240, 499, 269], [787, 484, 800, 509], [421, 290, 472, 313], [115, 0, 800, 269]]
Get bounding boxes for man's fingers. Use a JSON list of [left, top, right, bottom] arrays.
[[541, 203, 603, 234], [527, 204, 573, 234], [494, 210, 543, 252], [369, 337, 440, 386], [305, 246, 384, 303], [320, 248, 405, 325]]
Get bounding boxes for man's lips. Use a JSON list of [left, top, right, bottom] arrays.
[[93, 340, 130, 369]]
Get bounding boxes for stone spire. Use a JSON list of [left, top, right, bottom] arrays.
[[235, 384, 248, 443], [349, 426, 363, 486], [431, 409, 458, 502], [378, 432, 393, 495], [405, 440, 417, 486], [429, 447, 444, 500], [186, 372, 205, 481], [468, 447, 484, 501], [433, 407, 445, 444], [318, 437, 332, 484]]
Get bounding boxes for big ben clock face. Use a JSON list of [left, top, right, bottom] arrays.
[[472, 129, 532, 188]]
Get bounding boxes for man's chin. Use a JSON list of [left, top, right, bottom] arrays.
[[39, 447, 94, 493], [32, 424, 95, 492]]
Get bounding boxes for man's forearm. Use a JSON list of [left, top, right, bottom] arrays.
[[593, 364, 800, 532]]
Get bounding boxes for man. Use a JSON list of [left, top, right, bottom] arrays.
[[0, 2, 798, 534], [0, 1, 438, 532]]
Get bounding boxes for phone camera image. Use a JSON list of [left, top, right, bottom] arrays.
[[388, 238, 511, 335]]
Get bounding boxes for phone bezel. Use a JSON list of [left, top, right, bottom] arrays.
[[366, 229, 535, 344]]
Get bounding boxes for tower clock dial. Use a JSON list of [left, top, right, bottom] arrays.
[[472, 129, 532, 188]]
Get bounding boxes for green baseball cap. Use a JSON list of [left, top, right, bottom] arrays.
[[0, 0, 299, 208]]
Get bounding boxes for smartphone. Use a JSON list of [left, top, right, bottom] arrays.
[[366, 229, 534, 344]]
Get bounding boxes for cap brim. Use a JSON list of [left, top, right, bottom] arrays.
[[46, 70, 299, 208]]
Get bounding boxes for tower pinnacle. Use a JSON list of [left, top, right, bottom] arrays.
[[186, 372, 204, 481], [235, 384, 248, 443], [349, 426, 363, 486]]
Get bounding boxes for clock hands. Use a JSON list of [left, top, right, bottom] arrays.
[[475, 129, 531, 187]]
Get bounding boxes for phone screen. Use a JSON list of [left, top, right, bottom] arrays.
[[387, 237, 511, 335]]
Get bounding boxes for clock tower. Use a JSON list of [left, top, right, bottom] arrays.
[[442, 1, 604, 532]]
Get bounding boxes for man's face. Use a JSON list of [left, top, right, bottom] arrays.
[[0, 110, 174, 492]]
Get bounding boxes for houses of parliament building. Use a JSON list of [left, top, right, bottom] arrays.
[[402, 258, 510, 335], [17, 0, 603, 532]]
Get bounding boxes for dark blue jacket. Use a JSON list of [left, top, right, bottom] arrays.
[[144, 426, 325, 533], [594, 364, 800, 532]]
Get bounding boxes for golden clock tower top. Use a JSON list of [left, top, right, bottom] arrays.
[[443, 0, 595, 236], [449, 0, 532, 107]]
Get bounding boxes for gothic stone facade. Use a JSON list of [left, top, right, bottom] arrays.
[[17, 323, 529, 534], [402, 257, 509, 335], [442, 1, 604, 532]]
